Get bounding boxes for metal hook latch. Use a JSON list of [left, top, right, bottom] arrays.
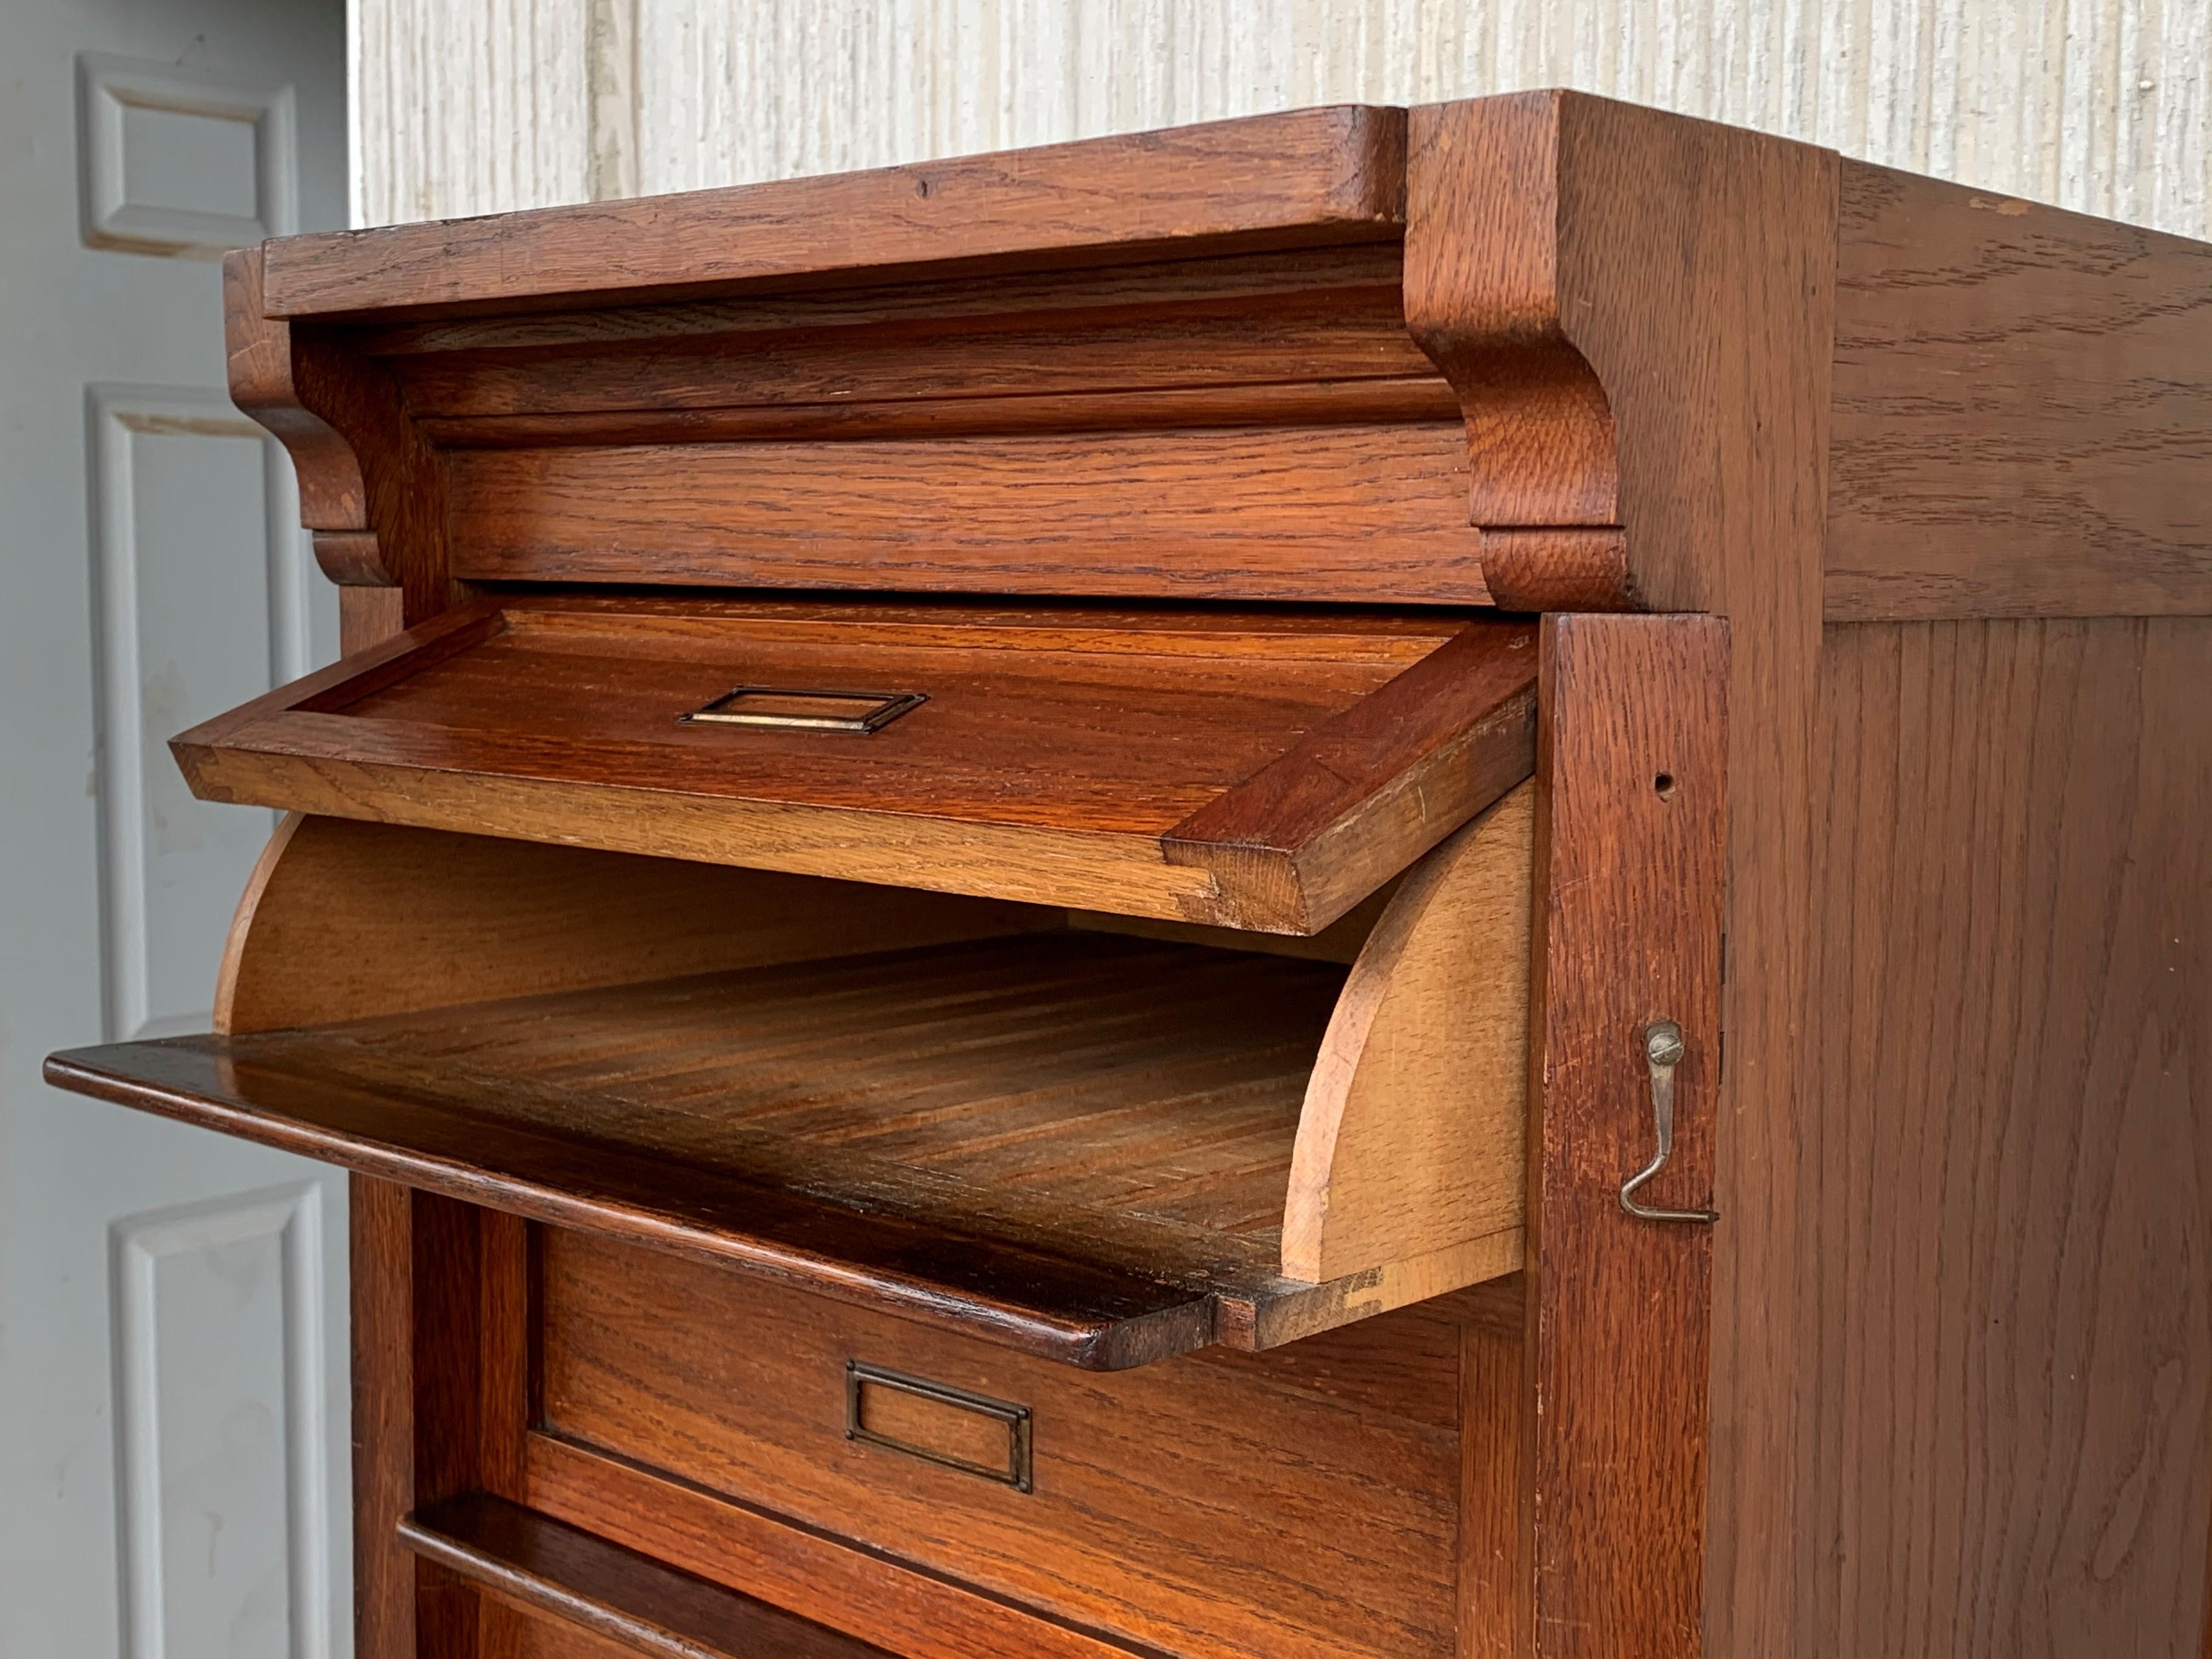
[[1620, 1019, 1720, 1224]]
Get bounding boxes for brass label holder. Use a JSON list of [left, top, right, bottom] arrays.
[[844, 1359, 1034, 1492], [680, 685, 927, 735]]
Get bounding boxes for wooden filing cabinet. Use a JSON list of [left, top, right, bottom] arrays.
[[44, 93, 2211, 1658]]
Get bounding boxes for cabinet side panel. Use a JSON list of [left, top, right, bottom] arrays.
[[1827, 163, 2212, 620], [1808, 619, 2211, 1655]]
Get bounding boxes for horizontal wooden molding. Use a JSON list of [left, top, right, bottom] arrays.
[[266, 106, 1408, 320]]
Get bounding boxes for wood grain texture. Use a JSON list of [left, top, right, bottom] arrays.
[[1807, 619, 2211, 1657], [387, 272, 1435, 419], [325, 592, 538, 1659], [1472, 528, 1637, 613], [223, 246, 458, 625], [510, 1606, 640, 1659], [223, 246, 368, 529], [1459, 1296, 1532, 1659], [354, 1175, 416, 1659], [412, 1196, 535, 1659], [1283, 782, 1531, 1283], [1165, 620, 1536, 931], [353, 241, 1412, 355], [534, 1228, 1465, 1659], [342, 586, 409, 656], [525, 1436, 1156, 1659], [173, 95, 2212, 1659], [45, 978, 1232, 1368], [174, 596, 1533, 933], [44, 936, 1328, 1366], [52, 912, 1533, 1365], [1432, 94, 1833, 1658], [1403, 93, 1619, 529], [386, 238, 1459, 459], [1528, 612, 1727, 1659], [439, 424, 1483, 605], [1063, 882, 1394, 966], [401, 1495, 895, 1659], [417, 379, 1465, 450], [1827, 163, 2212, 621], [214, 812, 1049, 1034], [263, 106, 1407, 318]]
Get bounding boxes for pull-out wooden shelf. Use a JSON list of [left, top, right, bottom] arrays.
[[51, 919, 1521, 1367], [171, 594, 1537, 934], [55, 935, 1314, 1367], [48, 782, 1533, 1370]]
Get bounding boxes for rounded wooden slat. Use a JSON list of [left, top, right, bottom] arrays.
[[1281, 781, 1533, 1285]]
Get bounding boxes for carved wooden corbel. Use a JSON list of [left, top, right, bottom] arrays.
[[223, 246, 456, 632], [1404, 91, 1634, 613]]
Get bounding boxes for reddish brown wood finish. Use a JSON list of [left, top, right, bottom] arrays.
[[262, 106, 1407, 318], [46, 89, 2212, 1659], [352, 1181, 535, 1659], [1805, 619, 2211, 1656], [439, 424, 1483, 603], [1402, 95, 1619, 532], [1457, 1286, 1532, 1658], [401, 1495, 896, 1659], [533, 1229, 1465, 1659], [523, 1436, 1149, 1659], [217, 117, 1660, 618], [1827, 166, 2212, 620], [46, 894, 1541, 1372], [1406, 95, 1836, 1659], [354, 1176, 416, 1658], [170, 595, 1535, 933], [381, 244, 1433, 417], [1527, 612, 1728, 1658], [47, 1005, 1226, 1368], [223, 249, 457, 625]]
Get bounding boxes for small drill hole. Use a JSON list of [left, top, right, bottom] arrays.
[[1654, 772, 1677, 799]]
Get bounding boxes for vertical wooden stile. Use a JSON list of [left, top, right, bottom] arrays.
[[354, 1175, 417, 1659], [1526, 612, 1728, 1658]]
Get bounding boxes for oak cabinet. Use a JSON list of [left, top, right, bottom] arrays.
[[45, 93, 2211, 1658]]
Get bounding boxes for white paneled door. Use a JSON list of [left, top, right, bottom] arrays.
[[0, 1, 349, 1655]]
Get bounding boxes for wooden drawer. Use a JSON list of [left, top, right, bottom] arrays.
[[525, 1226, 1492, 1659]]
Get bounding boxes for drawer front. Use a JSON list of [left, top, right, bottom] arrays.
[[533, 1228, 1465, 1659]]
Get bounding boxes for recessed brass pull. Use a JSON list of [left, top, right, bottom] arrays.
[[845, 1360, 1033, 1492], [680, 685, 926, 734]]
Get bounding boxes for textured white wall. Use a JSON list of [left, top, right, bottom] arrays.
[[353, 0, 2211, 235]]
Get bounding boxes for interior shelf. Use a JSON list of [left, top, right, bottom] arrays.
[[54, 933, 1358, 1368], [50, 776, 1534, 1370]]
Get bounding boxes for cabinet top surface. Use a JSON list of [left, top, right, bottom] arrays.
[[257, 103, 1413, 321]]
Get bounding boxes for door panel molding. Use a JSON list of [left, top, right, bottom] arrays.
[[110, 1180, 336, 1659], [86, 383, 313, 1040], [76, 51, 297, 258]]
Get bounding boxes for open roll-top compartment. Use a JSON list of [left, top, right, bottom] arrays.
[[52, 786, 1533, 1369], [65, 590, 1541, 1369]]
